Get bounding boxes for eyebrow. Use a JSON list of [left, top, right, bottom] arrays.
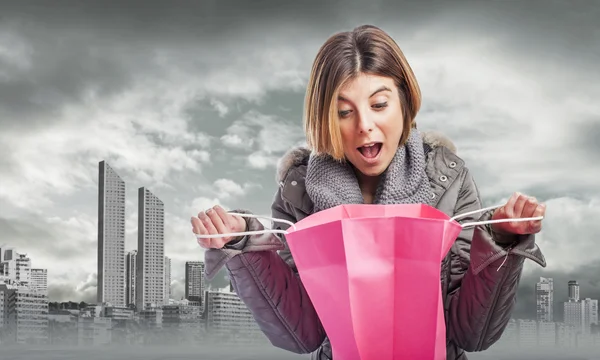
[[338, 85, 392, 101]]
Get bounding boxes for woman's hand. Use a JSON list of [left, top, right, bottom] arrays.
[[191, 205, 247, 249], [491, 192, 546, 235]]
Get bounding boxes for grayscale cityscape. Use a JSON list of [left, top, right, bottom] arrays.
[[0, 161, 270, 350], [0, 161, 598, 359]]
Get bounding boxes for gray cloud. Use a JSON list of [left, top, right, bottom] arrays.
[[48, 273, 97, 304], [0, 216, 96, 260], [0, 37, 132, 109], [2, 0, 597, 131], [0, 0, 434, 37], [572, 119, 600, 156]]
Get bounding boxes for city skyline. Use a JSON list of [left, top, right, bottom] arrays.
[[534, 277, 598, 333], [1, 240, 265, 346], [1, 241, 598, 352], [4, 154, 600, 318], [0, 0, 599, 323]]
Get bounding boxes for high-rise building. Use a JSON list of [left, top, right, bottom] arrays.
[[515, 319, 537, 348], [568, 280, 580, 301], [0, 252, 31, 285], [535, 277, 553, 322], [537, 321, 556, 347], [555, 322, 577, 348], [136, 187, 165, 310], [30, 268, 47, 294], [204, 290, 266, 344], [564, 300, 584, 334], [0, 282, 48, 344], [185, 261, 205, 304], [563, 279, 598, 336], [125, 251, 137, 307], [164, 256, 171, 303], [582, 298, 599, 333], [97, 161, 126, 307]]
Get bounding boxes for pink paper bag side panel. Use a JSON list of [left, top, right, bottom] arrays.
[[285, 221, 361, 360], [343, 217, 449, 359], [292, 206, 348, 231], [342, 218, 396, 360], [391, 217, 447, 359]]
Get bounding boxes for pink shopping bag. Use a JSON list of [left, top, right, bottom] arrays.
[[196, 202, 542, 360], [285, 204, 462, 360]]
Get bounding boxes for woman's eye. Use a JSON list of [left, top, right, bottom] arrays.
[[338, 110, 352, 118], [372, 102, 388, 109]]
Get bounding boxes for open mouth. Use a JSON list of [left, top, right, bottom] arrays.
[[357, 142, 382, 160]]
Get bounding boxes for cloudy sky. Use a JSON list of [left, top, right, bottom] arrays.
[[0, 1, 598, 320]]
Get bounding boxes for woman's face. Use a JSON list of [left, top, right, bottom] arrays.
[[337, 73, 404, 177]]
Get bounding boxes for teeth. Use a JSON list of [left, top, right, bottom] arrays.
[[363, 143, 376, 147]]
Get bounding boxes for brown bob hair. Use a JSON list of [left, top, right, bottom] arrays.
[[304, 25, 422, 160]]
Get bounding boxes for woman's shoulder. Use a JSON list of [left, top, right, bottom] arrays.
[[421, 129, 472, 193], [274, 146, 313, 215], [275, 146, 311, 186]]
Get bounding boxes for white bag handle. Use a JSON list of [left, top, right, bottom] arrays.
[[450, 204, 544, 227], [194, 203, 543, 239], [194, 213, 297, 239]]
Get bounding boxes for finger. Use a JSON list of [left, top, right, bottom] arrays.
[[206, 207, 228, 234], [198, 212, 219, 237], [212, 205, 234, 231], [191, 216, 211, 242], [503, 192, 518, 218], [521, 196, 538, 218], [191, 216, 206, 234], [191, 217, 214, 248], [528, 203, 546, 233], [512, 193, 528, 218]]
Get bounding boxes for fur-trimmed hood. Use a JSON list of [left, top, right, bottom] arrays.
[[275, 130, 457, 183]]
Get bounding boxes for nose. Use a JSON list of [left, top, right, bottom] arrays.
[[357, 113, 374, 133]]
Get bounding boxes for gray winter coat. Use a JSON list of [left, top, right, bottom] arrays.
[[204, 130, 546, 359]]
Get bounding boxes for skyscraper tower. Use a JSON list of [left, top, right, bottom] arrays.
[[185, 261, 205, 305], [125, 250, 137, 307], [97, 161, 126, 307], [568, 280, 580, 301], [136, 187, 165, 310], [536, 277, 554, 322]]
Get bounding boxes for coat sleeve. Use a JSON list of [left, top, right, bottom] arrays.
[[202, 187, 326, 354], [445, 168, 546, 352]]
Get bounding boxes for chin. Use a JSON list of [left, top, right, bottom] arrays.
[[355, 164, 387, 178]]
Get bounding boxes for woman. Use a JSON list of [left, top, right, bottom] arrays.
[[191, 25, 546, 359]]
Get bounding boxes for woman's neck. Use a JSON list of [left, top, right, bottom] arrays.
[[355, 171, 381, 204]]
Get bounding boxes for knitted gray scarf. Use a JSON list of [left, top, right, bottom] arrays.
[[305, 129, 433, 212]]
